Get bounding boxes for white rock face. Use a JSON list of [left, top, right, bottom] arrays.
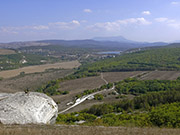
[[0, 92, 58, 124]]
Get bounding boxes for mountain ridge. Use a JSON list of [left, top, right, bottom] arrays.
[[0, 37, 168, 51]]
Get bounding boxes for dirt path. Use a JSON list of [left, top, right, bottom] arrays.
[[101, 73, 108, 84], [59, 75, 114, 114]]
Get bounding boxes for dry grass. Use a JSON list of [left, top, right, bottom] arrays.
[[0, 60, 80, 78], [0, 49, 16, 55], [0, 125, 180, 135]]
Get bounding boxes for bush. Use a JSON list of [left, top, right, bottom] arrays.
[[20, 71, 25, 76], [94, 94, 104, 100], [0, 77, 3, 81], [149, 103, 180, 127]]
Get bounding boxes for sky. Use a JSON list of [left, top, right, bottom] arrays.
[[0, 0, 180, 42]]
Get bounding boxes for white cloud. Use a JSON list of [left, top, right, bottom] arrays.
[[155, 17, 180, 29], [32, 25, 49, 30], [155, 18, 168, 22], [155, 17, 176, 23], [168, 23, 180, 29], [81, 20, 87, 23], [0, 27, 19, 34], [171, 1, 179, 5], [0, 20, 80, 34], [72, 20, 80, 25], [142, 11, 151, 15], [49, 20, 80, 29], [0, 25, 49, 34], [121, 18, 152, 25], [83, 9, 92, 13], [88, 18, 151, 31]]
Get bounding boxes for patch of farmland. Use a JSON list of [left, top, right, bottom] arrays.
[[0, 69, 73, 93], [0, 49, 16, 55], [0, 60, 80, 78], [102, 71, 145, 82], [58, 71, 144, 94], [53, 76, 106, 111], [54, 72, 144, 111], [60, 76, 106, 92], [55, 71, 180, 112], [140, 71, 180, 80]]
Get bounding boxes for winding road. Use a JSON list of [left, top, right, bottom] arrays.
[[58, 71, 151, 114], [59, 73, 114, 114]]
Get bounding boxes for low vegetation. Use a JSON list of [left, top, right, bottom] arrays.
[[36, 80, 69, 96], [57, 91, 180, 128], [115, 77, 180, 94]]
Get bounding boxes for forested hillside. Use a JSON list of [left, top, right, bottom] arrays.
[[76, 48, 180, 75]]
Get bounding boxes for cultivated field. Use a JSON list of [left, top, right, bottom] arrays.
[[0, 60, 80, 78], [55, 71, 180, 112], [0, 69, 74, 93], [103, 71, 145, 82], [58, 70, 180, 94], [1, 125, 180, 135], [53, 75, 106, 111], [0, 49, 16, 55], [140, 71, 180, 80], [59, 71, 145, 93], [54, 71, 147, 112]]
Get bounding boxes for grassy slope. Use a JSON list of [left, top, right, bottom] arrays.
[[1, 125, 180, 135]]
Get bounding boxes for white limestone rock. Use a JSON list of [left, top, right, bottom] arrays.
[[0, 92, 58, 124]]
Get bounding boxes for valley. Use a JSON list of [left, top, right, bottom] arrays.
[[1, 41, 180, 134], [2, 1, 180, 134]]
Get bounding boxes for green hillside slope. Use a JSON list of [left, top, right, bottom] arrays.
[[76, 48, 180, 75]]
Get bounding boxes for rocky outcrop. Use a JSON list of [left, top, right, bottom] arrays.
[[0, 92, 58, 124]]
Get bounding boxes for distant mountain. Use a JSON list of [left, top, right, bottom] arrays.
[[93, 36, 137, 43], [165, 43, 180, 48], [0, 38, 168, 51]]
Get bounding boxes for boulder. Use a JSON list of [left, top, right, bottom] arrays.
[[0, 92, 58, 124]]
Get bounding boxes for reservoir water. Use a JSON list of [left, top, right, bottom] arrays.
[[97, 51, 121, 55]]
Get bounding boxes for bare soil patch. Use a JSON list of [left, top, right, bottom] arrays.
[[0, 60, 80, 78], [0, 49, 16, 55]]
